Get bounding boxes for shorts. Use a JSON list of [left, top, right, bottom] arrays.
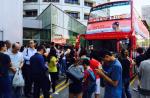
[[69, 83, 82, 94], [95, 78, 101, 94]]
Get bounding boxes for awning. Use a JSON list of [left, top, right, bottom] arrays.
[[80, 32, 132, 40]]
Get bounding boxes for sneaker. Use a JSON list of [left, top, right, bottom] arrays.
[[53, 92, 59, 95], [133, 87, 139, 92]]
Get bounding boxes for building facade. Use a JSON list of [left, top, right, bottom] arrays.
[[142, 5, 150, 25], [0, 0, 23, 43], [23, 0, 107, 25], [23, 4, 86, 45]]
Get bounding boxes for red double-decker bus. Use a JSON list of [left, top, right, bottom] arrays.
[[78, 0, 149, 78]]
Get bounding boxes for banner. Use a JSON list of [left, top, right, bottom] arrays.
[[87, 19, 131, 34]]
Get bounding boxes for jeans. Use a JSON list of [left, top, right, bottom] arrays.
[[22, 65, 33, 96], [32, 74, 50, 98], [61, 59, 66, 74], [0, 76, 12, 98], [122, 78, 132, 98]]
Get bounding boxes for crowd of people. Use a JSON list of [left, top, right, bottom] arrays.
[[0, 40, 150, 98]]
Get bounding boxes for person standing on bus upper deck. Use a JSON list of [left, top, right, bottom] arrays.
[[112, 22, 121, 32]]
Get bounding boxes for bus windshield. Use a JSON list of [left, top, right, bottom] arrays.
[[87, 1, 132, 34]]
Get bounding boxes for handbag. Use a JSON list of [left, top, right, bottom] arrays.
[[12, 69, 25, 87], [66, 65, 84, 82]]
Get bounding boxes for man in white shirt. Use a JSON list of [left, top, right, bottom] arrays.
[[8, 43, 24, 98], [22, 40, 37, 97]]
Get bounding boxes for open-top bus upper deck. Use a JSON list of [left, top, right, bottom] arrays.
[[81, 0, 149, 40]]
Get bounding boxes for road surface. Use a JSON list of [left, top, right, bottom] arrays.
[[41, 76, 141, 98]]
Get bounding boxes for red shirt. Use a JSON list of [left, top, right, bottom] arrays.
[[90, 58, 101, 79]]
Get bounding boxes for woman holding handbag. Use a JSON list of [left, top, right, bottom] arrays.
[[67, 59, 84, 98]]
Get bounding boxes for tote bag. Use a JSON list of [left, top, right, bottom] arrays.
[[12, 69, 25, 87]]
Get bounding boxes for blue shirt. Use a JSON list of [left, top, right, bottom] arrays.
[[0, 52, 11, 77], [104, 59, 122, 98], [30, 53, 47, 76]]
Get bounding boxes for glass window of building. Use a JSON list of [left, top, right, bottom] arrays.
[[66, 12, 80, 19], [43, 0, 59, 2], [35, 4, 86, 45], [65, 0, 79, 4], [84, 14, 89, 20], [84, 1, 93, 7], [23, 10, 38, 17], [24, 0, 38, 2]]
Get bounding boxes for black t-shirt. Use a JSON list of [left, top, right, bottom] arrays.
[[119, 57, 130, 78], [0, 52, 11, 77], [135, 54, 146, 67]]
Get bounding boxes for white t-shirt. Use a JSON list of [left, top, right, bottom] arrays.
[[8, 51, 24, 75], [9, 51, 24, 69]]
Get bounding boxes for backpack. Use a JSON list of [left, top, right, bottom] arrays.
[[87, 69, 96, 93]]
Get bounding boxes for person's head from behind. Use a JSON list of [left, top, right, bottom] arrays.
[[29, 40, 35, 48], [136, 47, 144, 54], [121, 49, 129, 58], [12, 43, 21, 54], [90, 50, 99, 60], [50, 42, 55, 47], [100, 50, 115, 63], [0, 41, 7, 52], [145, 47, 150, 59], [49, 47, 57, 57], [37, 45, 45, 55], [82, 59, 90, 69], [5, 40, 11, 49]]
